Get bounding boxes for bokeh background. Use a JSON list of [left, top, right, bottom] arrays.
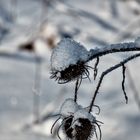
[[0, 0, 140, 140]]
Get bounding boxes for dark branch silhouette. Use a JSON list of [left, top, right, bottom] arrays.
[[122, 64, 128, 103], [89, 53, 140, 112], [87, 38, 140, 62]]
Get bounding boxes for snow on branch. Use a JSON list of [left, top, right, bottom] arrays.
[[87, 37, 140, 62], [50, 37, 140, 104], [49, 37, 140, 140]]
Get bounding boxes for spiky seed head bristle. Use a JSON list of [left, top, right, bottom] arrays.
[[51, 38, 89, 71], [50, 38, 90, 83], [50, 61, 90, 83], [63, 117, 73, 139]]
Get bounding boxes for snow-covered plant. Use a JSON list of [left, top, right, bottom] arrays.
[[50, 37, 140, 140], [50, 38, 93, 101], [51, 98, 102, 140]]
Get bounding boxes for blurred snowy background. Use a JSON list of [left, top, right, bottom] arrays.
[[0, 0, 140, 140]]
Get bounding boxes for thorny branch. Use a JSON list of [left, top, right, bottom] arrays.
[[89, 53, 140, 113]]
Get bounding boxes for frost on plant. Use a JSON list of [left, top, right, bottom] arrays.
[[50, 38, 92, 84], [50, 38, 94, 102], [50, 37, 140, 140], [51, 98, 102, 140], [59, 98, 80, 117]]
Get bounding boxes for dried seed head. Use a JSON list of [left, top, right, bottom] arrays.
[[63, 117, 73, 139], [60, 98, 80, 118], [69, 108, 96, 140], [51, 38, 89, 71], [50, 38, 90, 83], [51, 99, 102, 140], [62, 106, 98, 140], [72, 118, 94, 140]]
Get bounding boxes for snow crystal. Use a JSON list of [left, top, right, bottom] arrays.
[[59, 98, 81, 118], [51, 38, 89, 71]]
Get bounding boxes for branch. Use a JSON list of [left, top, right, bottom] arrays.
[[89, 53, 140, 112], [87, 38, 140, 62], [122, 64, 128, 103]]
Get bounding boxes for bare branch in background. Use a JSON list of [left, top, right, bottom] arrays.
[[32, 56, 42, 123], [115, 17, 140, 42], [94, 57, 99, 80], [109, 0, 119, 18], [10, 0, 18, 20]]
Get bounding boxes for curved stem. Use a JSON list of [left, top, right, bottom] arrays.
[[122, 64, 128, 103], [89, 53, 140, 113]]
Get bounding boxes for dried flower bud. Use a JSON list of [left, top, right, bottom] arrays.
[[67, 108, 96, 140], [50, 38, 91, 83]]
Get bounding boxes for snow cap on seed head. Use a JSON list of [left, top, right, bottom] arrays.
[[60, 98, 81, 118], [51, 38, 89, 71], [72, 108, 96, 123]]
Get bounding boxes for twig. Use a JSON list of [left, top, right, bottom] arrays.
[[122, 64, 128, 103], [87, 38, 140, 62], [89, 53, 140, 112], [74, 79, 79, 102]]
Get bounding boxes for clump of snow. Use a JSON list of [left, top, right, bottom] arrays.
[[59, 98, 96, 122], [72, 108, 96, 124], [51, 38, 89, 71], [59, 98, 81, 118], [135, 37, 140, 47]]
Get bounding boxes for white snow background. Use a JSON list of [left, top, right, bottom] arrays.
[[0, 0, 140, 140]]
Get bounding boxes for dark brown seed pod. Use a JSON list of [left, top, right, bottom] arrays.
[[73, 118, 95, 140], [65, 108, 102, 140], [50, 38, 91, 84], [50, 99, 102, 140], [50, 61, 91, 84], [63, 117, 73, 139]]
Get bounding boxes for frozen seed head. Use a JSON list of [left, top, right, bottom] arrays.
[[51, 99, 102, 140], [72, 118, 94, 140], [69, 108, 96, 140], [50, 38, 91, 83], [51, 38, 89, 71], [72, 108, 96, 123], [61, 103, 101, 140], [60, 98, 81, 118], [135, 37, 140, 47]]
